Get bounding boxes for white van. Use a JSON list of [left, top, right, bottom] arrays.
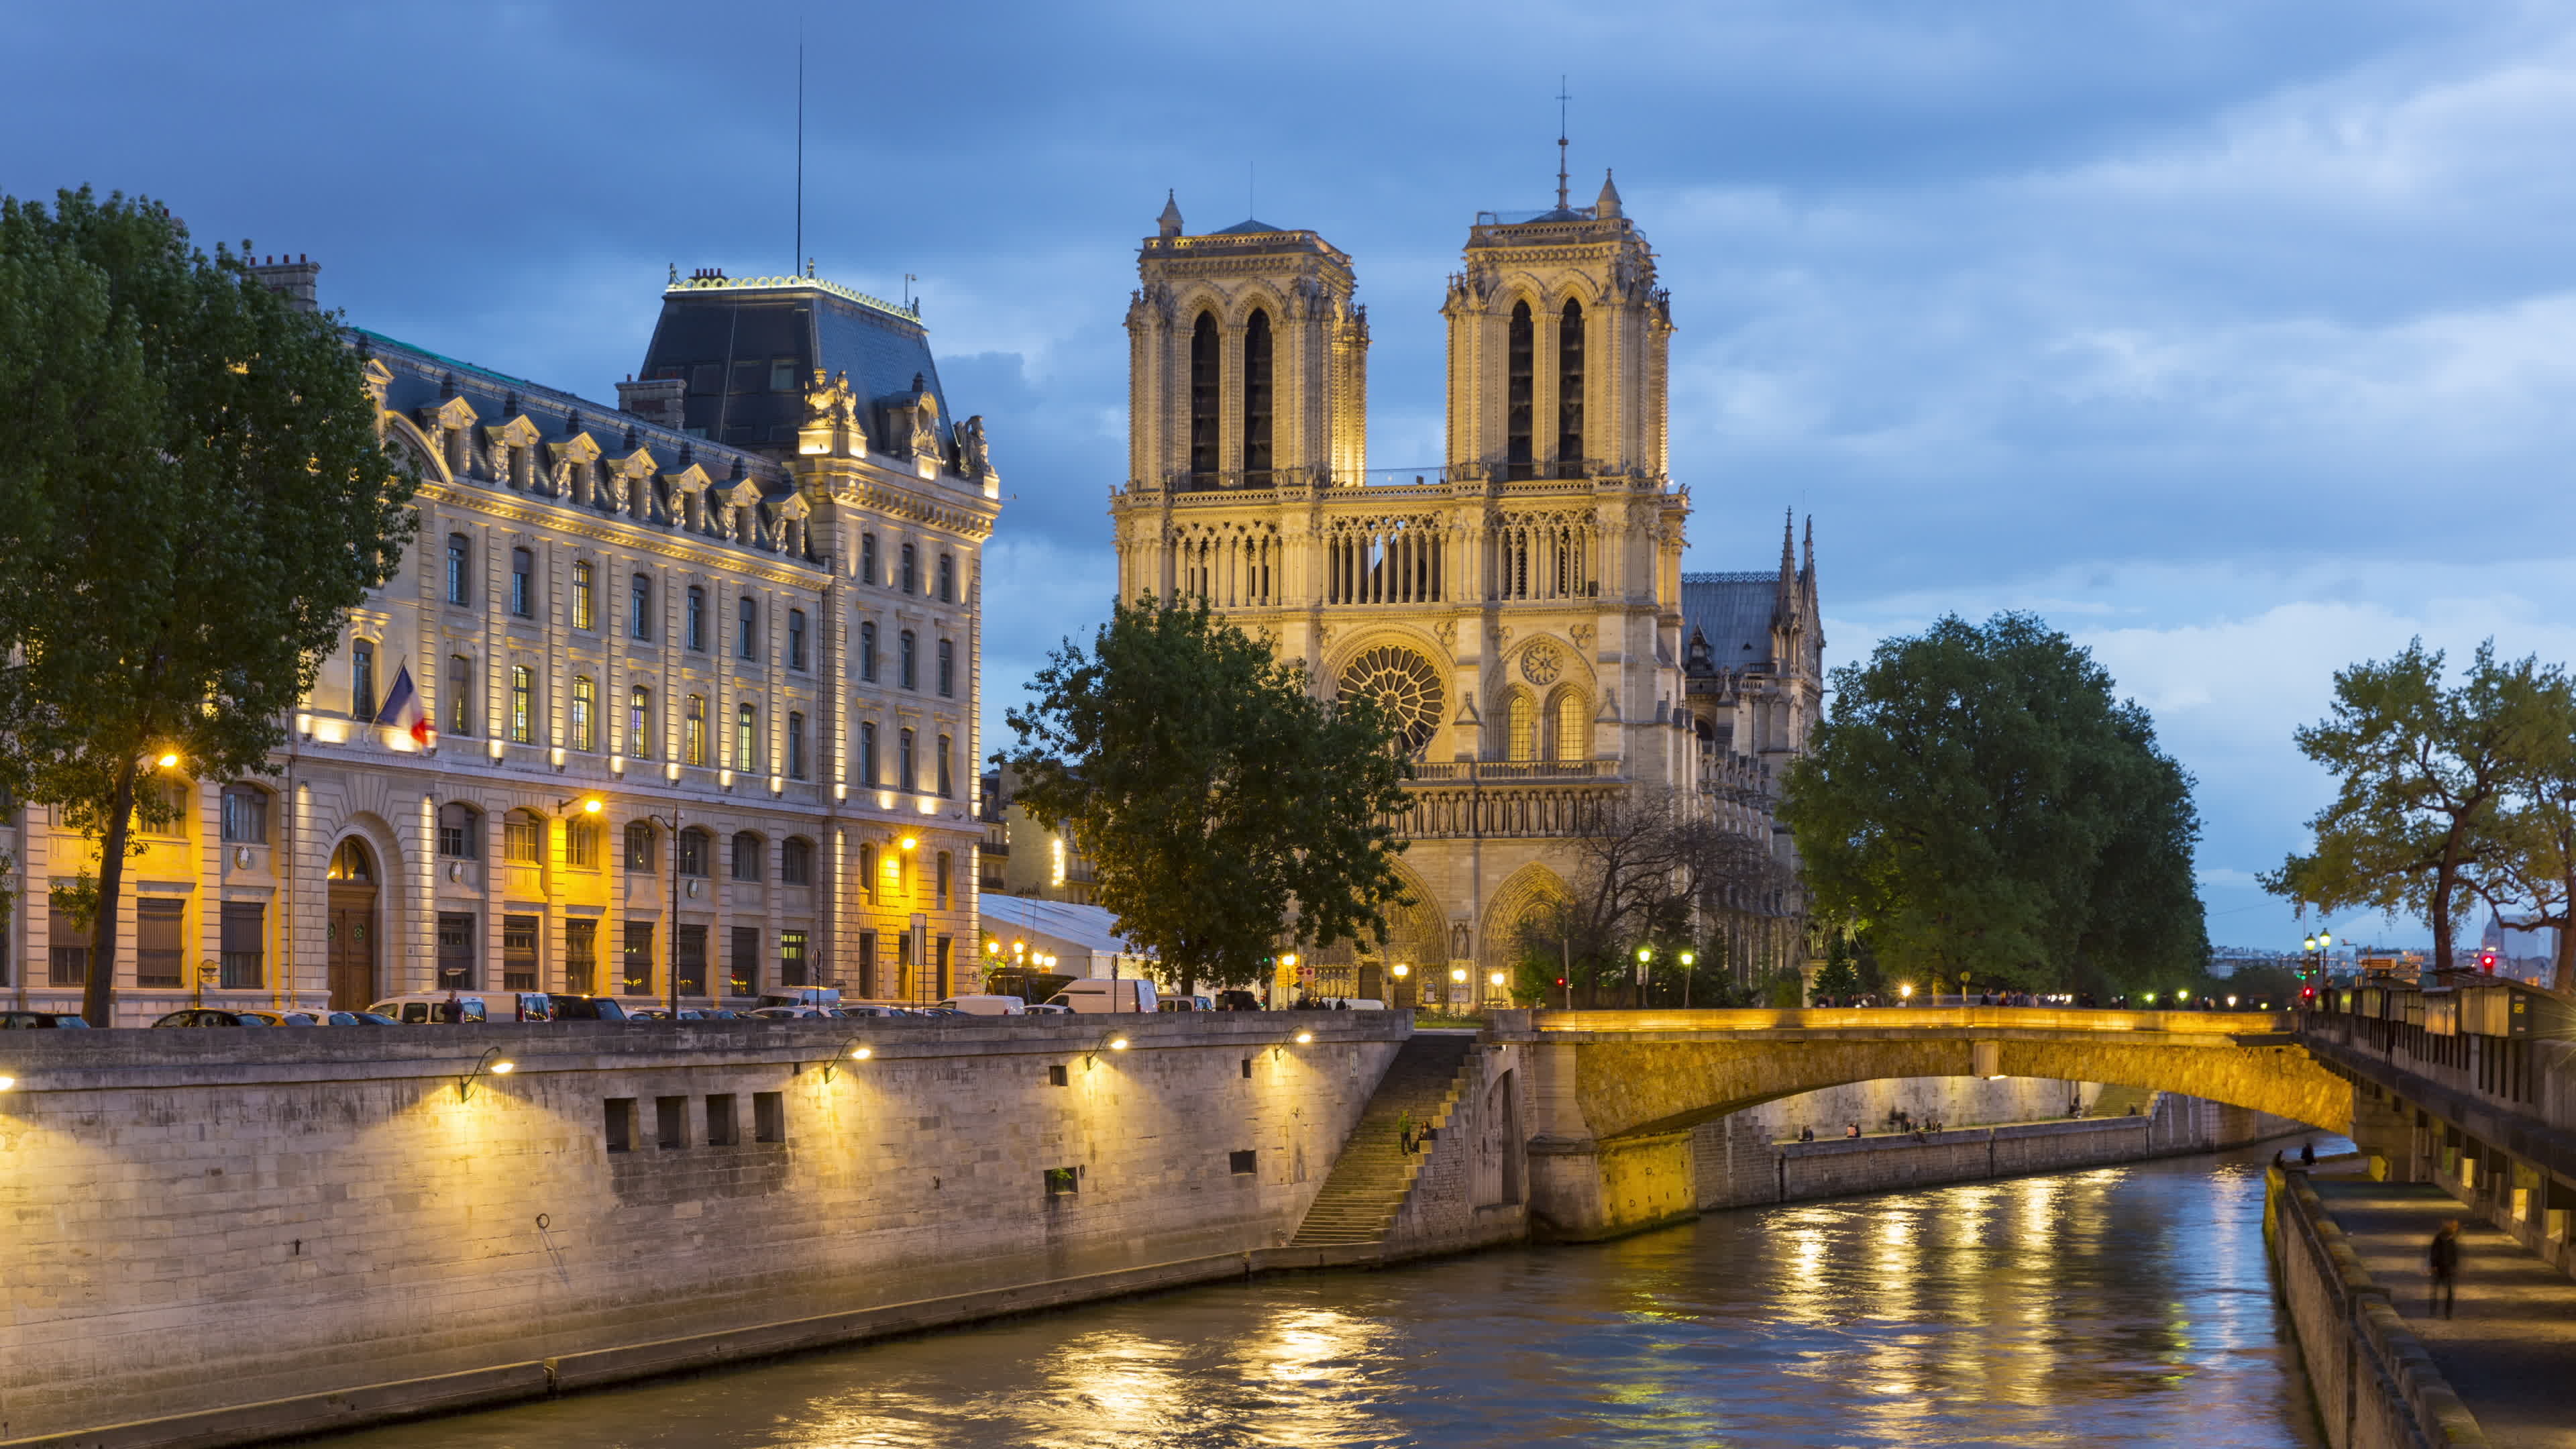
[[366, 992, 555, 1024], [1044, 979, 1157, 1014], [756, 987, 842, 1011], [938, 995, 1026, 1016]]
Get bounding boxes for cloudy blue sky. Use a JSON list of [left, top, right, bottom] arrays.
[[12, 0, 2573, 955]]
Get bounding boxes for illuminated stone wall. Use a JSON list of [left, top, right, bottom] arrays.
[[0, 1014, 1403, 1445]]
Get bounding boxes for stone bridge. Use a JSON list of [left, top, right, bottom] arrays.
[[1486, 1006, 2351, 1240]]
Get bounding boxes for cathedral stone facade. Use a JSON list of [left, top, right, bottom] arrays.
[[2, 263, 996, 1020], [1110, 178, 1821, 1004]]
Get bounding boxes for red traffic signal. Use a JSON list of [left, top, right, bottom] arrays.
[[1555, 977, 1567, 987], [2300, 985, 2316, 1000], [2477, 951, 2498, 973]]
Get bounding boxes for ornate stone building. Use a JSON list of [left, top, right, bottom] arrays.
[[2, 262, 998, 1020], [1110, 180, 1821, 1003]]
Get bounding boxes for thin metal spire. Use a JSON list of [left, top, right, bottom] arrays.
[[794, 19, 805, 274], [1556, 75, 1571, 210]]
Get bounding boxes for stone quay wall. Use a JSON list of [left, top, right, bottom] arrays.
[[1691, 1087, 2304, 1212], [0, 1014, 1405, 1447], [2267, 1167, 2485, 1449]]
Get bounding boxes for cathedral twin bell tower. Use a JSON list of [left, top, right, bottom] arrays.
[[1111, 155, 1749, 1005], [1122, 170, 1672, 492]]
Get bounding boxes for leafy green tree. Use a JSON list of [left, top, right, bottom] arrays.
[[1812, 934, 1862, 1000], [2264, 641, 2562, 978], [1003, 594, 1414, 993], [0, 189, 415, 1023], [1780, 612, 2206, 996]]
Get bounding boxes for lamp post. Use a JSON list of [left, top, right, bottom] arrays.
[[1448, 965, 1466, 1012], [1635, 945, 1652, 1009], [628, 800, 684, 1020], [1679, 951, 1696, 1010], [1391, 961, 1410, 1012]]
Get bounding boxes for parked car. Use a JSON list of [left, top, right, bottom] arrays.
[[837, 1004, 905, 1018], [1157, 995, 1216, 1013], [0, 1012, 91, 1029], [747, 1006, 830, 1020], [938, 995, 1026, 1016], [1043, 979, 1158, 1014], [1026, 1002, 1074, 1016], [756, 987, 843, 1011], [545, 994, 630, 1022], [325, 1011, 400, 1026], [365, 992, 557, 1024], [237, 1010, 321, 1026], [151, 1009, 272, 1027], [1214, 990, 1264, 1012], [625, 1008, 673, 1022]]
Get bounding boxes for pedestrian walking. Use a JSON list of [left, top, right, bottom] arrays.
[[2300, 1140, 2316, 1168], [1395, 1110, 1415, 1155], [2428, 1220, 2461, 1318]]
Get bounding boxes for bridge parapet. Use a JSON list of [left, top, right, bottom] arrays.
[[1493, 1006, 2296, 1040]]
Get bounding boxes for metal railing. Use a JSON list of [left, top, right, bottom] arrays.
[[1408, 760, 1613, 783]]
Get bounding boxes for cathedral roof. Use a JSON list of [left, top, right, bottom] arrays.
[[1682, 574, 1785, 671], [1211, 218, 1293, 235]]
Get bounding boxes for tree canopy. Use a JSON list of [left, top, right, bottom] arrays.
[[1778, 611, 2206, 994], [2265, 639, 2575, 986], [1002, 594, 1414, 992], [0, 189, 415, 1022]]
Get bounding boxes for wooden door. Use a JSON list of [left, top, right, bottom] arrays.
[[327, 885, 378, 1010]]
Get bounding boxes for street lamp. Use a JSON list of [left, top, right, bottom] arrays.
[[1898, 983, 1915, 1003], [1635, 945, 1652, 1008], [1391, 962, 1410, 1012], [1678, 951, 1697, 1010]]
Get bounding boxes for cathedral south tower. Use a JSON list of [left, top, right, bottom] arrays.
[[1106, 177, 1815, 1004]]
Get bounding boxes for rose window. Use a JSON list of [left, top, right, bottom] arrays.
[[1338, 646, 1446, 755]]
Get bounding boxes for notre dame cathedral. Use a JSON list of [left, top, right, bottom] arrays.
[[1108, 170, 1821, 1003]]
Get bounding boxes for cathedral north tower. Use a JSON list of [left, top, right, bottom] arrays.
[[1125, 195, 1368, 493]]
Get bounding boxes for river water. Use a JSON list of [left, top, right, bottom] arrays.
[[327, 1144, 2328, 1448]]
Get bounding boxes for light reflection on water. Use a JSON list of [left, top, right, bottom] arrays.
[[324, 1146, 2326, 1448]]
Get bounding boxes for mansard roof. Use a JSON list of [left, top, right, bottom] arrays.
[[638, 271, 950, 455], [355, 328, 820, 568]]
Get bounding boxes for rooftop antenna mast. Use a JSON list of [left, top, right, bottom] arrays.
[[1556, 75, 1572, 211], [794, 19, 805, 274]]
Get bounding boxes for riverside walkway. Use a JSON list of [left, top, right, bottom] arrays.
[[2310, 1170, 2576, 1449]]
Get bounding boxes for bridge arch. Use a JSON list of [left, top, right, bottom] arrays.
[[1507, 1009, 2354, 1241]]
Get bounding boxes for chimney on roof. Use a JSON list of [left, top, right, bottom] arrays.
[[617, 376, 686, 431], [250, 252, 321, 313]]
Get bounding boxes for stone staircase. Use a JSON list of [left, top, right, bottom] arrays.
[[1289, 1033, 1478, 1248]]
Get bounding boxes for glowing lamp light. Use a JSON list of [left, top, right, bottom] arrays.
[[1280, 953, 1298, 969], [581, 798, 604, 814], [2226, 995, 2239, 1008], [490, 1060, 515, 1075], [1391, 963, 1409, 979], [1679, 952, 1696, 967], [1636, 947, 1652, 963], [0, 1075, 15, 1092], [1488, 971, 1505, 987], [1294, 1031, 1314, 1044], [899, 835, 918, 852], [1898, 984, 1915, 1000], [156, 752, 180, 769], [1450, 967, 1467, 984], [850, 1045, 873, 1061], [1108, 1037, 1128, 1051], [2143, 991, 2159, 1005], [984, 941, 999, 956]]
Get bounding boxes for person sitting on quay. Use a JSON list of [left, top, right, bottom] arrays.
[[1846, 1122, 1862, 1138]]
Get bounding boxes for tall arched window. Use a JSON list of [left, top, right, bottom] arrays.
[[859, 621, 879, 682], [731, 830, 763, 880], [508, 665, 534, 743], [735, 702, 758, 770], [509, 547, 532, 616], [1552, 690, 1589, 762], [1505, 301, 1534, 480], [630, 574, 653, 640], [677, 827, 711, 877], [1242, 308, 1273, 480], [628, 686, 652, 759], [570, 675, 596, 751], [1558, 299, 1585, 470], [625, 820, 657, 871], [447, 535, 474, 606], [447, 655, 474, 737], [1505, 692, 1536, 762], [1188, 311, 1219, 480]]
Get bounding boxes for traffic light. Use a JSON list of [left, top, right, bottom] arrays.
[[2477, 951, 2499, 973]]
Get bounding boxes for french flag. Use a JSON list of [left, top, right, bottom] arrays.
[[373, 664, 435, 749]]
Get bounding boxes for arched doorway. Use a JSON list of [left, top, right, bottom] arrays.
[[326, 838, 379, 1010]]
